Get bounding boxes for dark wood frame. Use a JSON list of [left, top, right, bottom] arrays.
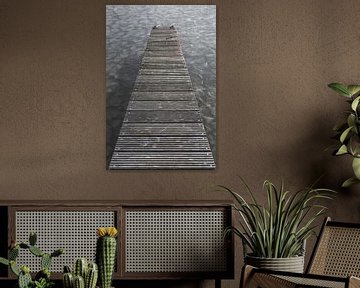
[[0, 201, 234, 283]]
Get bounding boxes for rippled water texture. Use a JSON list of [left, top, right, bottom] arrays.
[[106, 5, 216, 166]]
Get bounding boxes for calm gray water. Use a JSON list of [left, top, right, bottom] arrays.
[[106, 5, 216, 166]]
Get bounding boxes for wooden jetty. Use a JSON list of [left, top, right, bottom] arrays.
[[109, 27, 215, 169]]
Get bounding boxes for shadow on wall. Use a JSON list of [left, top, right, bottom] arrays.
[[267, 112, 350, 190]]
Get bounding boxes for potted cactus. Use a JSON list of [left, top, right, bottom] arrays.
[[62, 258, 98, 288], [0, 232, 63, 288], [96, 227, 118, 288]]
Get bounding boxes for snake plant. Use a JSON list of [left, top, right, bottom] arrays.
[[219, 178, 335, 258], [328, 82, 360, 187]]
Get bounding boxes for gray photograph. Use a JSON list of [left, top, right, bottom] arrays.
[[106, 5, 216, 169]]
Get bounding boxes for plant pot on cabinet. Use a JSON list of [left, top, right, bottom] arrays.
[[242, 240, 305, 273], [245, 254, 304, 273]]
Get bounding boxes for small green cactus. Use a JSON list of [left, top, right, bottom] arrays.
[[74, 275, 85, 288], [85, 262, 98, 288], [96, 227, 118, 288], [0, 232, 63, 288], [74, 258, 88, 279], [18, 269, 32, 288], [62, 259, 98, 288], [63, 274, 73, 288]]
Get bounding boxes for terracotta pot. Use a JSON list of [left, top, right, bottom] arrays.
[[245, 254, 304, 273]]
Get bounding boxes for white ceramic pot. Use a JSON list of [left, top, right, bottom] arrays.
[[245, 254, 305, 273]]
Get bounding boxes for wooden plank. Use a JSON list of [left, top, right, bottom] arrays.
[[119, 123, 207, 136], [145, 46, 181, 51], [109, 152, 215, 169], [124, 110, 202, 123], [135, 78, 191, 84], [134, 83, 193, 92], [140, 64, 186, 70], [128, 101, 198, 111], [142, 57, 185, 63], [114, 136, 211, 152], [131, 92, 195, 101], [143, 57, 184, 61], [139, 68, 188, 74], [136, 75, 191, 81], [144, 51, 183, 57], [147, 40, 179, 45]]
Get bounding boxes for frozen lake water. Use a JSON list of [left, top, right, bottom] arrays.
[[106, 5, 216, 167]]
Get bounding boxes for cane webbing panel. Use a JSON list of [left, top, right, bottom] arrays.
[[125, 210, 227, 273], [277, 275, 345, 288], [248, 272, 297, 288], [15, 211, 115, 272], [309, 226, 360, 277]]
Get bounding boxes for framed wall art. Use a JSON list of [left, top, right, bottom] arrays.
[[106, 5, 216, 170]]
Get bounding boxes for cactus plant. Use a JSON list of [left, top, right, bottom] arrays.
[[62, 259, 98, 288], [74, 258, 88, 279], [74, 275, 85, 288], [96, 227, 118, 288], [85, 262, 98, 288], [63, 272, 74, 288], [19, 268, 32, 288], [0, 232, 63, 288]]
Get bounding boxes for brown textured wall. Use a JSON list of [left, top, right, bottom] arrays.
[[1, 0, 360, 287]]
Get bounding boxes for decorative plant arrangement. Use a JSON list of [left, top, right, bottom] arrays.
[[0, 232, 63, 288], [218, 178, 334, 272], [328, 82, 360, 187], [62, 258, 98, 288], [96, 227, 118, 288]]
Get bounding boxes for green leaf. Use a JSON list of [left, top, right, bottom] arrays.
[[352, 157, 360, 179], [328, 83, 351, 97], [340, 126, 353, 143], [336, 144, 348, 155], [347, 85, 360, 97], [351, 96, 360, 111], [347, 114, 356, 128], [0, 257, 9, 266], [349, 135, 360, 156], [10, 261, 20, 276], [342, 177, 360, 188]]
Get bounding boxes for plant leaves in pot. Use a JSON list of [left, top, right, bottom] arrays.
[[328, 82, 360, 187], [219, 178, 335, 273]]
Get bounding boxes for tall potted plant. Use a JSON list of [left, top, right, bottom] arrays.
[[219, 178, 334, 273], [328, 82, 360, 187]]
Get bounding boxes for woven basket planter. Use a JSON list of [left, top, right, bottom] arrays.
[[245, 254, 305, 273]]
